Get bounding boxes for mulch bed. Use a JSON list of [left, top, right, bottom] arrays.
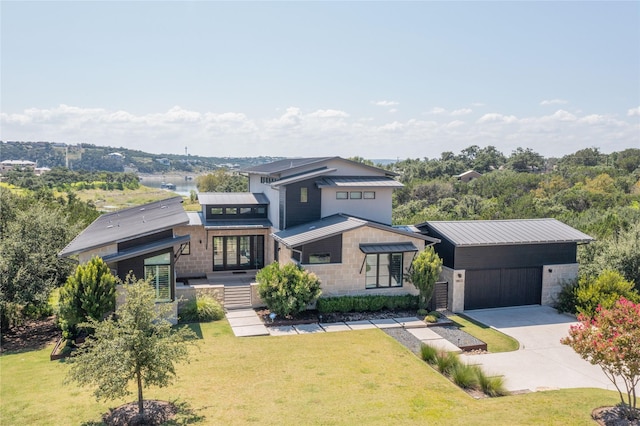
[[592, 406, 640, 426], [1, 316, 60, 353], [103, 400, 177, 426], [255, 308, 420, 326]]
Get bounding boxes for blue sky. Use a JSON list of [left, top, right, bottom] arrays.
[[2, 1, 639, 159]]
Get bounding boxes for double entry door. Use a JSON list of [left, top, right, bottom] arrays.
[[213, 235, 264, 271]]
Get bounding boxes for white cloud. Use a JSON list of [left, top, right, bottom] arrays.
[[451, 108, 472, 116], [628, 106, 640, 116], [371, 100, 399, 107], [1, 104, 638, 159], [388, 108, 398, 113], [540, 99, 568, 106], [429, 107, 446, 114]]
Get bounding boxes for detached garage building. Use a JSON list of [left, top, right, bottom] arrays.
[[417, 219, 593, 311]]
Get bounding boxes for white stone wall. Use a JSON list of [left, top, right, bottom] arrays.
[[441, 267, 465, 313], [279, 226, 424, 298], [541, 263, 579, 306]]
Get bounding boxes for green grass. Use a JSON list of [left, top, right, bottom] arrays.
[[75, 186, 181, 211], [1, 320, 617, 425], [447, 314, 520, 353]]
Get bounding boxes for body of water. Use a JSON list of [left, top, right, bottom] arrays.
[[139, 175, 198, 197]]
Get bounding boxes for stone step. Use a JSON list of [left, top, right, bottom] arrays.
[[224, 285, 252, 309]]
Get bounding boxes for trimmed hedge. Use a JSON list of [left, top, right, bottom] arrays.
[[316, 294, 418, 314]]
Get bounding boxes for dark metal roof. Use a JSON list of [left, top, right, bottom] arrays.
[[273, 214, 438, 247], [198, 192, 269, 205], [316, 176, 403, 188], [270, 168, 336, 187], [59, 197, 189, 257], [420, 219, 594, 247], [242, 156, 398, 177], [186, 212, 271, 229], [102, 235, 190, 263], [359, 242, 418, 254], [242, 157, 336, 175]]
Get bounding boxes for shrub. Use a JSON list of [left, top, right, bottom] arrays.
[[406, 246, 443, 310], [452, 364, 479, 389], [316, 295, 418, 313], [574, 270, 639, 317], [58, 257, 116, 339], [257, 262, 321, 317], [424, 314, 438, 323], [417, 308, 429, 317], [179, 295, 224, 323], [475, 367, 508, 397], [554, 279, 578, 314], [420, 344, 438, 364], [435, 351, 461, 376]]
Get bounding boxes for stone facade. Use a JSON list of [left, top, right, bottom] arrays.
[[541, 263, 578, 306], [280, 225, 424, 298], [174, 225, 271, 279]]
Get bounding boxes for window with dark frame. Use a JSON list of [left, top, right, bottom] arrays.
[[363, 191, 375, 199], [336, 191, 348, 199], [300, 187, 308, 203], [211, 207, 223, 215], [308, 253, 331, 264], [365, 252, 403, 289], [350, 191, 362, 199], [144, 252, 171, 302]]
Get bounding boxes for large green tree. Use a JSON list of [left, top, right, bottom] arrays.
[[66, 277, 197, 418], [196, 169, 248, 192], [407, 246, 443, 310], [58, 257, 117, 339]]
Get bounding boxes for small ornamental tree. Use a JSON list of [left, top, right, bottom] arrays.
[[58, 257, 117, 339], [256, 262, 321, 318], [66, 276, 197, 419], [407, 246, 443, 310], [561, 298, 640, 419]]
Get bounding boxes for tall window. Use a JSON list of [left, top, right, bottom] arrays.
[[144, 252, 171, 302], [300, 187, 308, 203], [365, 253, 403, 289]]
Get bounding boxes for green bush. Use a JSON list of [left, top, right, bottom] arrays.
[[420, 344, 438, 364], [316, 295, 418, 314], [475, 367, 508, 397], [179, 295, 224, 323], [452, 364, 479, 389], [257, 262, 321, 318], [417, 308, 429, 317], [435, 351, 461, 376], [424, 314, 438, 323], [574, 270, 640, 317], [58, 257, 117, 339], [554, 279, 578, 314]]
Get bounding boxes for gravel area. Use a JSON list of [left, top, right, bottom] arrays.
[[383, 328, 424, 355], [430, 325, 486, 349]]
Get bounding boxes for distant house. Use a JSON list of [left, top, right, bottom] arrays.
[[454, 170, 482, 182], [156, 158, 171, 166], [107, 152, 125, 160], [0, 160, 36, 174]]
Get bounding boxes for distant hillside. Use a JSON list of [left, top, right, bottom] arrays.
[[0, 141, 283, 174]]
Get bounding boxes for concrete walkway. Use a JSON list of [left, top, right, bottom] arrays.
[[226, 310, 461, 351]]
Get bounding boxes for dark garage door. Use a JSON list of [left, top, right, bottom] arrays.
[[464, 267, 542, 310]]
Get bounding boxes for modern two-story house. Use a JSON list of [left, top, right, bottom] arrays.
[[60, 157, 438, 312]]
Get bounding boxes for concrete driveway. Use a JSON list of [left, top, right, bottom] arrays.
[[458, 305, 619, 393]]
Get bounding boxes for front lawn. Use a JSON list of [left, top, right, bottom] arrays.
[[1, 320, 616, 425]]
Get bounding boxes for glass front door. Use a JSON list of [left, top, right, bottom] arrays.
[[213, 235, 264, 271]]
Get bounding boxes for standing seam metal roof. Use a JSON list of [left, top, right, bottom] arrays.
[[197, 192, 269, 205], [316, 176, 403, 188], [59, 196, 189, 257], [421, 219, 593, 246]]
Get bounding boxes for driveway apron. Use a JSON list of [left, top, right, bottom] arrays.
[[459, 305, 620, 393]]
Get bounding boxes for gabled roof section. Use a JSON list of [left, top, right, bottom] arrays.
[[270, 168, 337, 188], [243, 157, 337, 175], [273, 214, 439, 248], [243, 156, 398, 178], [419, 219, 594, 247], [198, 192, 269, 205], [59, 196, 189, 257], [316, 176, 403, 188]]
